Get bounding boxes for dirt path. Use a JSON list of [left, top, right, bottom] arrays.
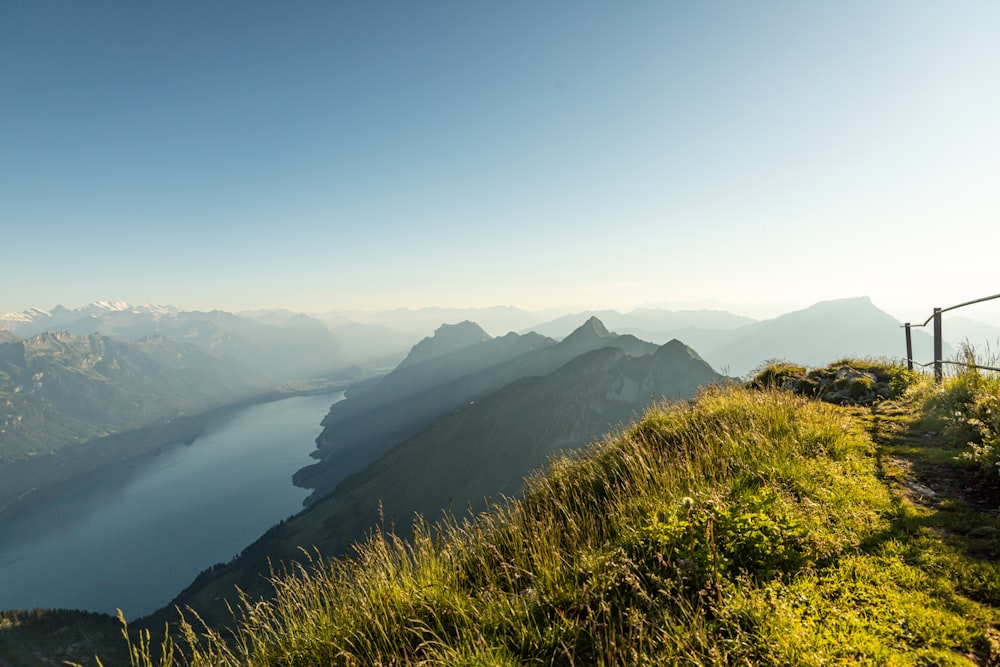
[[857, 398, 1000, 664]]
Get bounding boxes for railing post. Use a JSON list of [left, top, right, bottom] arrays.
[[933, 308, 943, 383], [904, 323, 913, 371]]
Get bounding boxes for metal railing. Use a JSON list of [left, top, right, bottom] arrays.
[[903, 292, 1000, 382]]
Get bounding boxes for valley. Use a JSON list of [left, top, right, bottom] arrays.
[[0, 296, 997, 663], [7, 5, 996, 661], [0, 391, 343, 618]]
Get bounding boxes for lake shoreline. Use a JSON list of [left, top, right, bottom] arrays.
[[0, 390, 350, 617], [0, 378, 361, 525]]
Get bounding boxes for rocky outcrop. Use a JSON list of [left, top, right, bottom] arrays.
[[751, 361, 908, 406]]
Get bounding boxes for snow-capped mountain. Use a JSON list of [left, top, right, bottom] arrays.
[[0, 307, 52, 324], [0, 301, 357, 381], [0, 301, 178, 335]]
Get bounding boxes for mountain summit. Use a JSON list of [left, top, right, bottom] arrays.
[[561, 316, 613, 344], [395, 321, 492, 370]]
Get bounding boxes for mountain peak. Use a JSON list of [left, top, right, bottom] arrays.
[[770, 296, 893, 326], [563, 316, 613, 343], [803, 296, 875, 313], [396, 321, 493, 370], [431, 320, 492, 343], [87, 300, 131, 312], [655, 338, 706, 363]]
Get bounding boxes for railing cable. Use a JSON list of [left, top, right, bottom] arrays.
[[903, 292, 1000, 382]]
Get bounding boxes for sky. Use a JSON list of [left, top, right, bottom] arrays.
[[3, 1, 999, 324]]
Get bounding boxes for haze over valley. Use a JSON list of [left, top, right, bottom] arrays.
[[2, 1, 999, 663], [0, 294, 993, 617]]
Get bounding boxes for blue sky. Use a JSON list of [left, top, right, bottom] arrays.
[[3, 1, 999, 322]]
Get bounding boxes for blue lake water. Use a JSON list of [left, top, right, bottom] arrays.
[[0, 391, 342, 619]]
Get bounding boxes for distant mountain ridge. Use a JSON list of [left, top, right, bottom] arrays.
[[530, 297, 943, 376], [940, 315, 1000, 350], [394, 321, 493, 370], [0, 302, 358, 382], [295, 316, 668, 501], [291, 337, 721, 554], [161, 321, 724, 624], [4, 297, 960, 382], [322, 305, 543, 338], [0, 331, 261, 515], [0, 301, 178, 331], [0, 332, 257, 458], [698, 296, 944, 375], [294, 323, 554, 500], [528, 308, 757, 340]]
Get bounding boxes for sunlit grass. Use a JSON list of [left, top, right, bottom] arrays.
[[98, 373, 999, 666], [914, 341, 1000, 491]]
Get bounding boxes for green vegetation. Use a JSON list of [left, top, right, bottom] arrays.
[[750, 357, 918, 405], [0, 608, 127, 666], [94, 361, 999, 665], [912, 342, 1000, 494], [163, 332, 722, 625]]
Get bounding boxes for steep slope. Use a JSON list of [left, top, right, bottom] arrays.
[[295, 318, 660, 500], [161, 337, 722, 624], [0, 332, 259, 458], [293, 340, 723, 549], [393, 320, 492, 370], [128, 371, 1000, 666], [0, 332, 261, 514], [294, 323, 554, 498]]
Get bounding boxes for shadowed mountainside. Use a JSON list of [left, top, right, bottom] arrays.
[[294, 317, 659, 501], [0, 332, 259, 462], [0, 332, 262, 516], [157, 330, 722, 624]]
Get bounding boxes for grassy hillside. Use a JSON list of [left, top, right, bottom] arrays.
[[156, 338, 722, 625], [298, 317, 656, 502], [95, 362, 1000, 664]]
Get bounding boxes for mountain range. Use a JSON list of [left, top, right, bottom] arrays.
[[160, 297, 964, 623], [0, 331, 260, 517], [1, 293, 995, 655], [293, 317, 662, 501], [526, 297, 948, 376], [697, 296, 945, 375], [158, 317, 723, 624], [0, 296, 969, 525], [1, 303, 356, 382], [3, 296, 985, 382], [527, 307, 756, 339]]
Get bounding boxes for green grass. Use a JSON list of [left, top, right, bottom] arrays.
[[98, 369, 999, 666], [910, 343, 1000, 494]]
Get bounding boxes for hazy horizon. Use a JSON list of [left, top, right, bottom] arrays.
[[5, 293, 1000, 331], [4, 3, 998, 326]]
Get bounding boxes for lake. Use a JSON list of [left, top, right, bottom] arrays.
[[0, 391, 343, 619]]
